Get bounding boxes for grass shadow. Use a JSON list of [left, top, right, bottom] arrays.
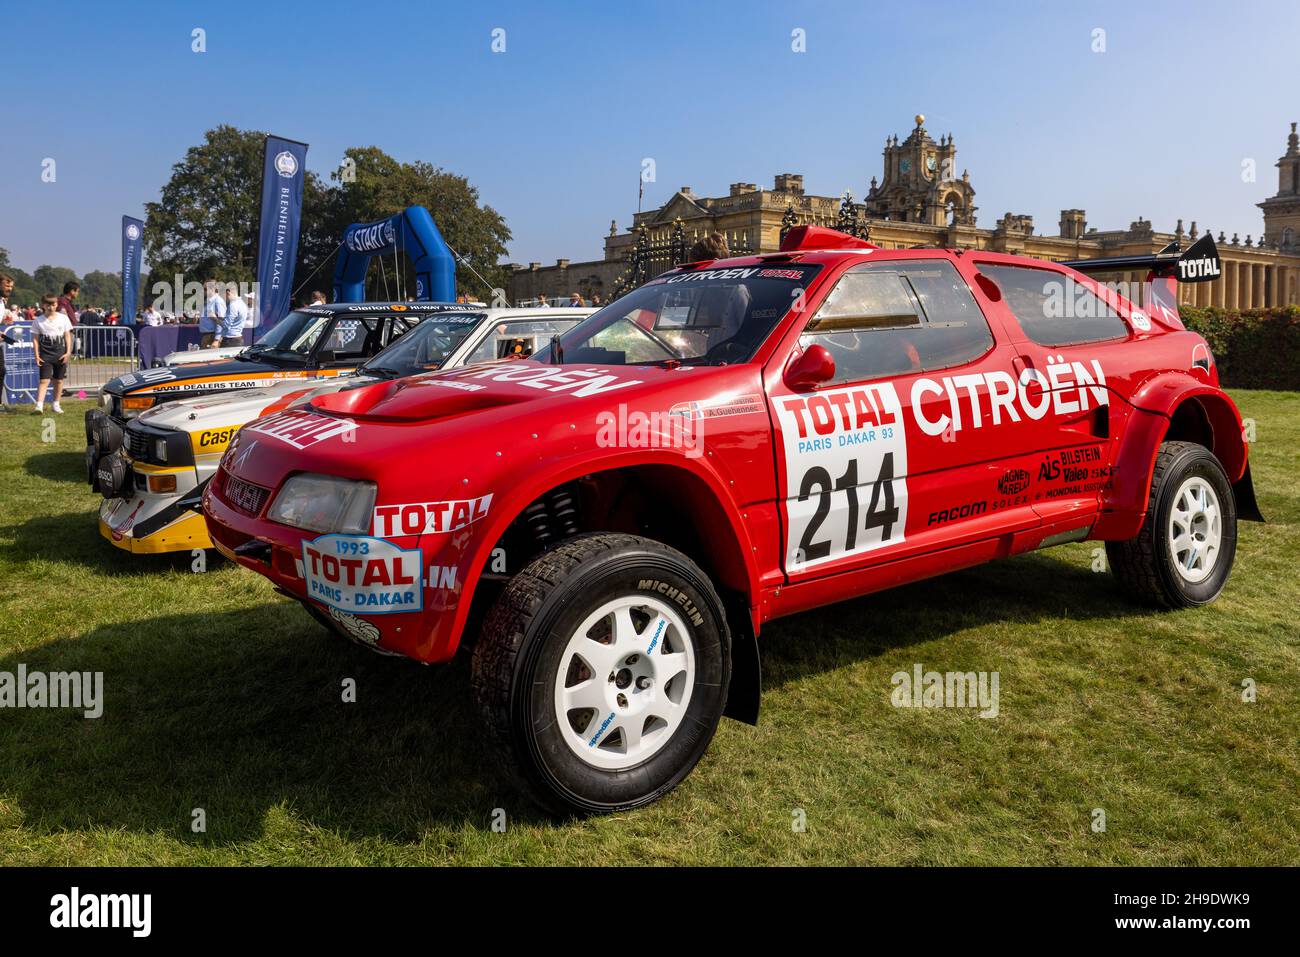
[[0, 511, 221, 577], [0, 546, 1144, 847], [755, 547, 1144, 689], [25, 450, 89, 485], [0, 602, 546, 846]]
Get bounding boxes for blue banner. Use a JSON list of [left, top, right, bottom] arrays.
[[256, 136, 309, 328], [121, 216, 143, 324]]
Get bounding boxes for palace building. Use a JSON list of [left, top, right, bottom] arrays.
[[508, 116, 1300, 312]]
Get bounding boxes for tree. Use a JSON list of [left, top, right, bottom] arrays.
[[32, 265, 80, 297], [81, 270, 123, 310], [143, 125, 332, 303], [0, 248, 38, 306], [319, 147, 512, 300], [143, 128, 511, 309]]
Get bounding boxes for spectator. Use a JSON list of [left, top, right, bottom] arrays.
[[591, 293, 603, 307], [688, 232, 729, 262], [220, 286, 249, 346], [0, 274, 12, 409], [310, 290, 326, 306], [536, 295, 551, 308], [200, 279, 226, 348], [568, 292, 585, 307], [141, 305, 163, 326], [33, 294, 72, 415], [57, 281, 80, 325]]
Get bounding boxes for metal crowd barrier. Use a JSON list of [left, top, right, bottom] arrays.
[[1, 323, 138, 404]]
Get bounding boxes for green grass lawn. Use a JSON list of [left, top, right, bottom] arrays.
[[0, 393, 1296, 865]]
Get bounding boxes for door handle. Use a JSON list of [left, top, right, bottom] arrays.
[[1011, 354, 1032, 380]]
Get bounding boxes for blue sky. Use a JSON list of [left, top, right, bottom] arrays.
[[3, 0, 1297, 276]]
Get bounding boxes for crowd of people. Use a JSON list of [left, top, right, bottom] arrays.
[[0, 276, 266, 330]]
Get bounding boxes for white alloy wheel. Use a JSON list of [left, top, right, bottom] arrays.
[[554, 595, 696, 771], [1167, 475, 1222, 584]]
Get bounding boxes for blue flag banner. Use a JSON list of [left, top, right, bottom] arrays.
[[121, 216, 143, 324], [256, 136, 309, 328]]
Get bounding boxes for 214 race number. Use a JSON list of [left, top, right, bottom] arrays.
[[796, 453, 901, 562], [775, 381, 910, 570]]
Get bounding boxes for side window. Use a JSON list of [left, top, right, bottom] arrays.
[[801, 260, 994, 384], [979, 264, 1128, 347], [466, 319, 582, 364], [321, 318, 381, 359], [384, 317, 417, 345]]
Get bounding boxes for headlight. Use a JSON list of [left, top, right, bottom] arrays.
[[268, 473, 376, 535], [155, 438, 169, 462], [122, 395, 154, 419]]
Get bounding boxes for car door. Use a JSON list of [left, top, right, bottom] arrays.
[[768, 256, 1045, 582], [972, 261, 1133, 526]]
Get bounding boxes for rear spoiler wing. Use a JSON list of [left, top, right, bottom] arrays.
[[1062, 233, 1222, 283], [1061, 234, 1221, 328]]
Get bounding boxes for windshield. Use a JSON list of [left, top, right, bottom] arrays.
[[249, 310, 333, 360], [358, 312, 486, 377], [553, 263, 822, 366]]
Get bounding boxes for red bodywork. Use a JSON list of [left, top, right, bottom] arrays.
[[204, 239, 1253, 664]]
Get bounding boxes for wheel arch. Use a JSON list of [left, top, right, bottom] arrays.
[[1097, 374, 1261, 537], [443, 450, 764, 673]]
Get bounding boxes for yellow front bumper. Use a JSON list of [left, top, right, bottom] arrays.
[[99, 507, 212, 554]]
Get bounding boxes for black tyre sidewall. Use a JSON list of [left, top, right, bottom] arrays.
[[512, 548, 728, 814], [1152, 447, 1237, 606]]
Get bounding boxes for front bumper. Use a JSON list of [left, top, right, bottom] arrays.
[[203, 477, 468, 663], [97, 463, 213, 553], [100, 499, 210, 553]]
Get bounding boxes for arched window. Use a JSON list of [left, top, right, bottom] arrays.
[[1283, 226, 1295, 248]]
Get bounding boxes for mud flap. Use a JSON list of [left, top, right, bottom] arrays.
[[722, 593, 761, 726], [1233, 462, 1265, 522]]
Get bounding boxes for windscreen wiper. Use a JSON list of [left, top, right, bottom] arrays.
[[359, 365, 403, 380]]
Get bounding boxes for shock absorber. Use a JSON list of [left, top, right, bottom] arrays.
[[522, 499, 554, 544], [549, 487, 580, 538]]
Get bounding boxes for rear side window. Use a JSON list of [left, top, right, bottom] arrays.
[[466, 318, 582, 364], [979, 264, 1128, 347], [801, 259, 993, 383]]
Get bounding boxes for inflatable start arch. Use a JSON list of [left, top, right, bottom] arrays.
[[332, 205, 456, 303]]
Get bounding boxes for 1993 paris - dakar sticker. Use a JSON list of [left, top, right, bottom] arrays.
[[302, 534, 423, 615], [775, 382, 909, 570]]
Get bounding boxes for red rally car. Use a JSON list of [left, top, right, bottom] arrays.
[[204, 226, 1262, 815]]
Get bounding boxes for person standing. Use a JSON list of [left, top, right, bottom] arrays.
[[0, 274, 13, 410], [219, 286, 249, 347], [200, 279, 226, 348], [56, 281, 80, 325], [33, 294, 72, 414]]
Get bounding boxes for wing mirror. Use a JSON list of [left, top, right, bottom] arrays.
[[783, 344, 835, 392]]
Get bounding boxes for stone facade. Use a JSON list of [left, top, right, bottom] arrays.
[[508, 117, 1300, 311]]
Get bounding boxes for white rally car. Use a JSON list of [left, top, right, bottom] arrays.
[[160, 344, 247, 367], [96, 307, 592, 554]]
